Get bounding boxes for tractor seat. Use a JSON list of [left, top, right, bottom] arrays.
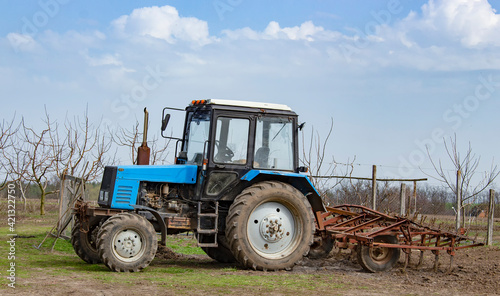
[[254, 147, 270, 168]]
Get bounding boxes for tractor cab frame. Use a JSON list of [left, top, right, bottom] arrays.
[[163, 99, 307, 203]]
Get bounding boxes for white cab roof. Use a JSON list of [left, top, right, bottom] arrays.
[[202, 99, 292, 111]]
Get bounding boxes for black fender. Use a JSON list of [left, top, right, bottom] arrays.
[[132, 205, 167, 246]]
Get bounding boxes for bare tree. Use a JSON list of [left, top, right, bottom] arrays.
[[112, 119, 171, 165], [300, 118, 355, 200], [426, 135, 499, 229], [50, 110, 114, 182], [0, 116, 21, 188], [1, 122, 31, 209], [149, 136, 172, 165], [18, 115, 57, 215], [2, 109, 117, 215], [112, 121, 140, 164]]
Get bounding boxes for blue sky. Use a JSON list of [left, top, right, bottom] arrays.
[[1, 0, 500, 185]]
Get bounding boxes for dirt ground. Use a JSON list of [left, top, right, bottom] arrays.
[[295, 246, 500, 295], [160, 244, 500, 295], [10, 244, 499, 296]]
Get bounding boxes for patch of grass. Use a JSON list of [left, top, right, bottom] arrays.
[[165, 235, 206, 255], [169, 273, 344, 292]]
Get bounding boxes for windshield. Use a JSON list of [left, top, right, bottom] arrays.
[[184, 110, 211, 164]]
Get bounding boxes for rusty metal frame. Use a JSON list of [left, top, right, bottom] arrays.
[[316, 204, 483, 270]]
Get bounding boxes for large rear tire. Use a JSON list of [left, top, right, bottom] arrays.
[[226, 181, 315, 271], [71, 216, 105, 264], [97, 213, 157, 272], [357, 235, 400, 272], [201, 235, 237, 263]]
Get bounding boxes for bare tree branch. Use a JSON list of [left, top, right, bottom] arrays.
[[300, 118, 355, 201], [48, 108, 114, 182], [425, 134, 499, 228], [0, 115, 19, 190], [112, 119, 172, 165]]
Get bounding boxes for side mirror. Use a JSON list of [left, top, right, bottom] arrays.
[[161, 114, 171, 131], [298, 122, 306, 131], [298, 166, 309, 173]]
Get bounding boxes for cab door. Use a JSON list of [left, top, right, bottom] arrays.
[[203, 114, 253, 199]]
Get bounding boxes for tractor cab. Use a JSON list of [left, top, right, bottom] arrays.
[[162, 99, 303, 201]]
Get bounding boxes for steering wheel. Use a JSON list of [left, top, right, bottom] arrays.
[[214, 140, 234, 163]]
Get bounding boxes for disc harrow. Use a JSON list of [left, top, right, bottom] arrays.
[[314, 204, 484, 272]]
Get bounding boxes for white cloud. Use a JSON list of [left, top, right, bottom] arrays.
[[223, 20, 340, 41], [40, 30, 106, 52], [111, 5, 214, 46], [335, 0, 500, 70], [418, 0, 500, 47], [263, 21, 323, 41], [82, 51, 123, 67], [6, 33, 39, 52], [387, 0, 500, 49]]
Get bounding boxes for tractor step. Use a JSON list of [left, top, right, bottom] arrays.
[[197, 213, 218, 218], [197, 229, 218, 234], [198, 243, 220, 248], [196, 201, 219, 247]]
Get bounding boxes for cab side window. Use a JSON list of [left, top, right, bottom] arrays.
[[213, 117, 250, 164], [254, 117, 294, 170]]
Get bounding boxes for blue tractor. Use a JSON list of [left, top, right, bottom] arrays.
[[72, 99, 329, 272]]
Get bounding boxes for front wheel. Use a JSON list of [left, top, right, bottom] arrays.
[[97, 213, 157, 272], [226, 181, 315, 271], [357, 235, 400, 272]]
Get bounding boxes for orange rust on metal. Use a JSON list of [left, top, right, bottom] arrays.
[[87, 207, 127, 216], [315, 211, 325, 230], [316, 204, 484, 255], [327, 214, 367, 229], [366, 220, 408, 238], [343, 216, 383, 233], [137, 107, 151, 165], [325, 206, 359, 216], [166, 217, 192, 229], [328, 204, 395, 219]]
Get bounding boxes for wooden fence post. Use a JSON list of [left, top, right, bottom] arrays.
[[456, 170, 462, 231], [413, 180, 417, 214], [400, 183, 406, 216], [371, 165, 377, 210], [487, 189, 495, 246]]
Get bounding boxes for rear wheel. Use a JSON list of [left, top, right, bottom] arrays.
[[357, 235, 400, 272], [97, 213, 157, 272], [226, 181, 315, 270], [201, 235, 236, 263], [71, 216, 105, 264]]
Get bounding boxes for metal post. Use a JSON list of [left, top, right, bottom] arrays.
[[487, 189, 495, 246], [413, 180, 417, 214], [400, 183, 406, 216], [456, 170, 462, 231], [371, 165, 377, 210]]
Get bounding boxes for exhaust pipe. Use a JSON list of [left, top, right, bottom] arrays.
[[136, 107, 150, 165]]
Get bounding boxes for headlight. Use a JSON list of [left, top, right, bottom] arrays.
[[99, 190, 109, 203]]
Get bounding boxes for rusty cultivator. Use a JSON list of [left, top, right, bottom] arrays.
[[314, 204, 484, 273]]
